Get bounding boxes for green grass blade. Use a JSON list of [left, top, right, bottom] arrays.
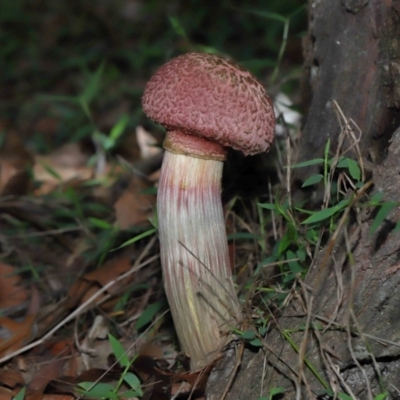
[[108, 333, 130, 368], [290, 158, 324, 169], [135, 300, 164, 330], [370, 201, 398, 234], [302, 174, 323, 187], [112, 228, 156, 250]]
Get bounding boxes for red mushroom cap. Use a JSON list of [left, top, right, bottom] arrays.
[[142, 53, 275, 157]]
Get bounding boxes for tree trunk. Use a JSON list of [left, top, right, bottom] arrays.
[[207, 1, 400, 399], [296, 0, 400, 186]]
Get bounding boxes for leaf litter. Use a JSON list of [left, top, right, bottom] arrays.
[[0, 62, 207, 400], [0, 1, 309, 398]]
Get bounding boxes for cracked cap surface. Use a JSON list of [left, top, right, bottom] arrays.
[[142, 52, 275, 156]]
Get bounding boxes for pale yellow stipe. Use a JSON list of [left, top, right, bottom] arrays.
[[158, 151, 240, 370]]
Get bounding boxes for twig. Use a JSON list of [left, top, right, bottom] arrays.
[[297, 285, 314, 399], [268, 178, 277, 241], [286, 137, 292, 210], [220, 342, 244, 400], [6, 226, 83, 239]]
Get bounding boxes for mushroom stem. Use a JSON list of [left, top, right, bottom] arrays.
[[158, 150, 240, 369]]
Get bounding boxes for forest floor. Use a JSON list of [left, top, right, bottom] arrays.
[[0, 1, 307, 399]]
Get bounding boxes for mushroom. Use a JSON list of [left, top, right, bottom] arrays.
[[142, 53, 275, 369]]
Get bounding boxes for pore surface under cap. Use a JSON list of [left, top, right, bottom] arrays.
[[142, 53, 275, 156]]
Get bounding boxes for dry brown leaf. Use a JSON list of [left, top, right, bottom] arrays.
[[64, 238, 91, 270], [47, 339, 74, 358], [83, 256, 132, 294], [27, 389, 75, 400], [0, 370, 24, 389], [32, 142, 95, 195], [0, 285, 39, 357], [0, 387, 14, 400], [33, 143, 127, 196], [28, 359, 66, 391], [0, 160, 29, 196], [0, 315, 36, 357], [80, 315, 110, 370], [67, 256, 134, 311], [0, 262, 29, 310], [138, 342, 165, 360], [115, 130, 141, 162], [171, 381, 193, 397], [34, 158, 92, 195], [46, 143, 89, 168], [0, 129, 33, 196], [113, 126, 159, 230], [0, 392, 12, 400], [114, 175, 155, 230]]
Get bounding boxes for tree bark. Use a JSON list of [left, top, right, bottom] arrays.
[[206, 1, 400, 399], [296, 0, 400, 185]]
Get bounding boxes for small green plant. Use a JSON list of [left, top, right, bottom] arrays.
[[76, 334, 142, 399], [233, 324, 268, 348], [234, 132, 398, 398], [237, 4, 306, 84], [38, 62, 132, 176], [259, 386, 285, 400], [14, 387, 25, 400], [135, 300, 165, 331], [113, 227, 156, 251], [255, 137, 398, 293], [374, 392, 389, 400]]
